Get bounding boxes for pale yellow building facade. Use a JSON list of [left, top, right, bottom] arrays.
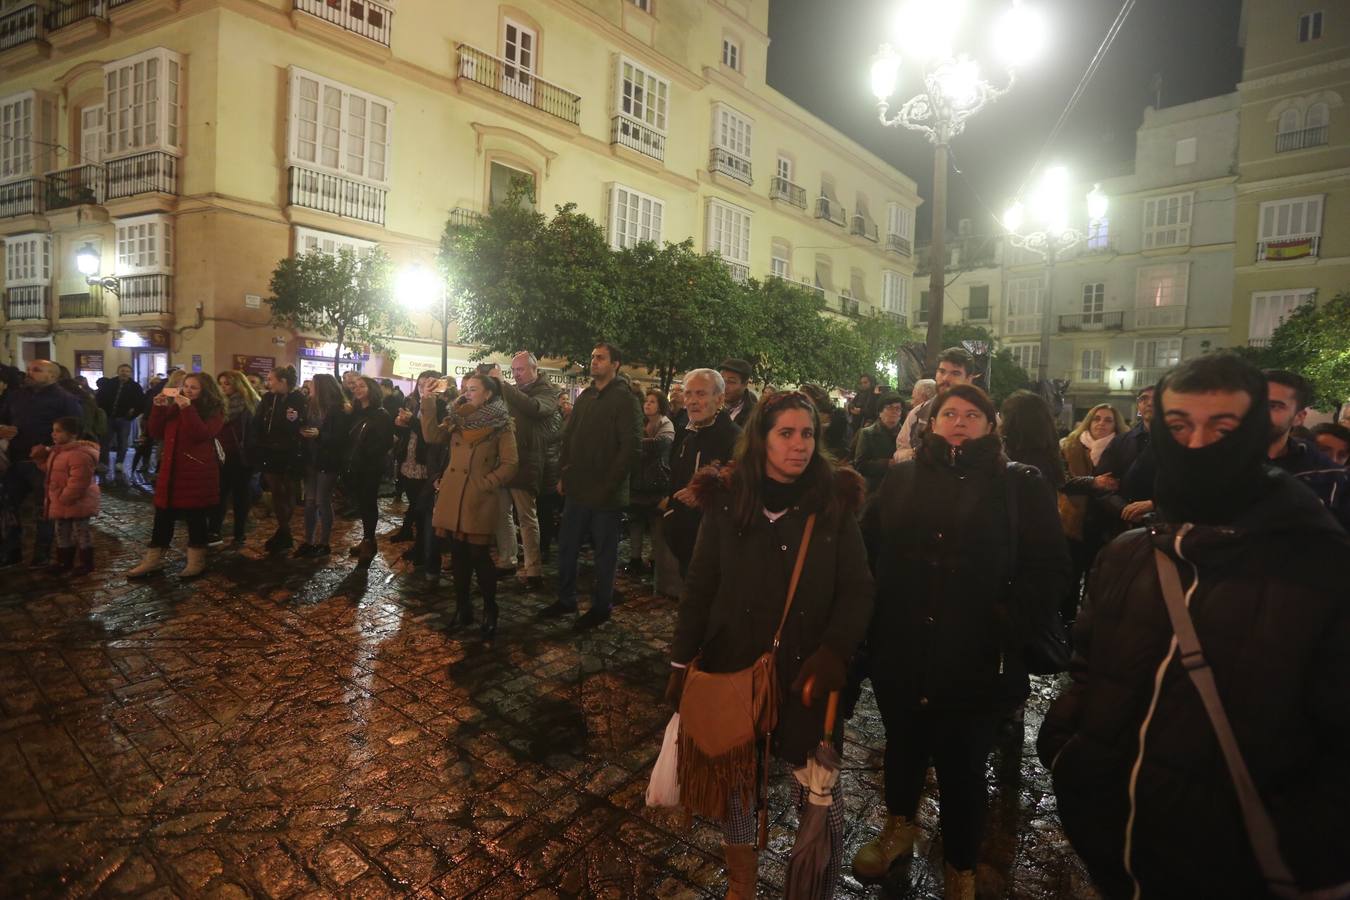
[[0, 0, 919, 387]]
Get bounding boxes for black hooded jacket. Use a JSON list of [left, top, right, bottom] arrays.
[[1037, 470, 1350, 898]]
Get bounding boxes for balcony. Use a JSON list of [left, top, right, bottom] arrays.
[[1276, 125, 1328, 153], [1059, 311, 1125, 332], [45, 165, 104, 210], [769, 176, 806, 210], [46, 0, 106, 31], [815, 197, 846, 228], [885, 233, 912, 257], [5, 284, 48, 320], [456, 44, 581, 126], [0, 179, 44, 217], [850, 215, 879, 243], [0, 4, 44, 52], [288, 166, 387, 225], [106, 151, 178, 200], [610, 114, 665, 162], [1133, 367, 1170, 390], [59, 286, 106, 318], [882, 310, 908, 328], [1248, 337, 1271, 348], [1257, 234, 1320, 262], [722, 259, 749, 283], [962, 307, 991, 323], [838, 294, 860, 317], [1133, 305, 1186, 329], [293, 0, 392, 47], [801, 280, 826, 302], [448, 207, 483, 229], [118, 274, 172, 315], [709, 147, 752, 186]]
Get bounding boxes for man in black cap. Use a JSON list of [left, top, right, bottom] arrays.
[[718, 358, 757, 428]]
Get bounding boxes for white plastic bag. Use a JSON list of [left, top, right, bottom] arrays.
[[645, 712, 681, 807]]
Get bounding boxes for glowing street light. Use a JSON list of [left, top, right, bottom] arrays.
[[397, 263, 450, 373], [871, 0, 1045, 371], [75, 242, 120, 296]]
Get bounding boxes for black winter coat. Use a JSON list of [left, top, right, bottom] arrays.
[[501, 378, 559, 493], [95, 377, 146, 420], [305, 407, 352, 474], [559, 375, 642, 509], [853, 420, 900, 493], [254, 390, 307, 474], [672, 465, 875, 766], [663, 409, 741, 568], [345, 404, 394, 478], [862, 432, 1070, 712], [1037, 470, 1350, 899]]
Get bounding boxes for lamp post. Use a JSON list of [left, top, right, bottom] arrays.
[[871, 0, 1044, 371], [1002, 171, 1109, 385], [76, 242, 120, 296], [397, 264, 449, 374]]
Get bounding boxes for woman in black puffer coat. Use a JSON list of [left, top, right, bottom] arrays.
[[344, 376, 393, 567], [856, 384, 1070, 898], [254, 366, 307, 551]]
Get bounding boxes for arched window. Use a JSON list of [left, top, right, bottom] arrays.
[[1306, 102, 1329, 130], [1277, 108, 1300, 134]]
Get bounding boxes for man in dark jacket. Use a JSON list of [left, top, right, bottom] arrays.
[[0, 360, 85, 566], [719, 358, 758, 428], [852, 393, 904, 493], [662, 368, 741, 573], [95, 363, 145, 482], [540, 342, 642, 630], [497, 351, 558, 592], [1038, 353, 1350, 899], [1265, 369, 1350, 527]]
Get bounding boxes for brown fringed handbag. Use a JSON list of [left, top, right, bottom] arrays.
[[677, 514, 816, 848]]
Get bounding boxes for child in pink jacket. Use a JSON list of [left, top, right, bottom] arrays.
[[31, 416, 101, 575]]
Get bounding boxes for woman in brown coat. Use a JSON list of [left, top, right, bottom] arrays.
[[424, 373, 519, 640]]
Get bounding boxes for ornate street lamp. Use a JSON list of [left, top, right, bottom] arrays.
[[871, 0, 1045, 370], [76, 242, 120, 296], [1002, 169, 1109, 383]]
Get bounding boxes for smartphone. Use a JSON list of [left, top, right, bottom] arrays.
[[434, 377, 452, 393], [162, 387, 180, 398]]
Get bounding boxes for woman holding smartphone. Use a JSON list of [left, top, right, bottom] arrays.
[[296, 373, 350, 558], [345, 376, 394, 567]]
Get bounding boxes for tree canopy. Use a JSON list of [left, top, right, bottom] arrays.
[[1242, 290, 1350, 409]]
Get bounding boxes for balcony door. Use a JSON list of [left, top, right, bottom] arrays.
[[502, 20, 536, 106]]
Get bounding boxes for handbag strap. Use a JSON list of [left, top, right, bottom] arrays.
[[1153, 527, 1300, 898], [770, 513, 816, 652]]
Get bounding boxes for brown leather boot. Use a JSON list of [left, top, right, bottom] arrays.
[[45, 546, 75, 575], [852, 814, 917, 881], [723, 843, 758, 900], [355, 539, 376, 567], [944, 862, 976, 900]]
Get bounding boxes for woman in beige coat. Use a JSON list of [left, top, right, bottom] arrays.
[[423, 372, 518, 640]]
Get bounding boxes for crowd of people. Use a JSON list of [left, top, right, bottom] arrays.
[[1, 345, 1348, 899]]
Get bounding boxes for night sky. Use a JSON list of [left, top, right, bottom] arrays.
[[766, 0, 1245, 242]]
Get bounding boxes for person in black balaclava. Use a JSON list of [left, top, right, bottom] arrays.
[[1037, 352, 1349, 900]]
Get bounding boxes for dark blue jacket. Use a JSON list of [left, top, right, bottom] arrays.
[[0, 366, 85, 463], [1270, 436, 1350, 528]]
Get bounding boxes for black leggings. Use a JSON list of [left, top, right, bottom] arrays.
[[265, 472, 295, 535], [151, 507, 209, 549], [210, 462, 253, 540], [448, 537, 497, 615], [352, 474, 381, 542], [872, 682, 1001, 871]]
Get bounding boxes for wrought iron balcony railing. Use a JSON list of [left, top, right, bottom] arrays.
[[293, 0, 391, 46], [722, 259, 749, 283], [815, 197, 846, 227], [46, 0, 106, 31], [118, 274, 172, 315], [5, 285, 49, 320], [610, 114, 665, 162], [0, 179, 44, 217], [448, 207, 483, 229], [850, 215, 879, 242], [1275, 125, 1328, 153], [106, 151, 178, 200], [1059, 311, 1124, 332], [456, 44, 581, 125], [0, 4, 44, 51], [288, 166, 387, 225], [1134, 305, 1186, 329], [59, 285, 106, 318], [885, 232, 912, 257], [45, 164, 104, 209], [769, 176, 806, 209], [709, 147, 752, 185]]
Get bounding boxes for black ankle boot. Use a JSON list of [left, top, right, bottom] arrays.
[[480, 598, 498, 641]]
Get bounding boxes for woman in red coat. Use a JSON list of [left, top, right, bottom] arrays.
[[127, 372, 225, 580]]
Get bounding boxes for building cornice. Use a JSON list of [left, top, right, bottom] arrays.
[[1235, 166, 1350, 194], [1238, 56, 1350, 93]]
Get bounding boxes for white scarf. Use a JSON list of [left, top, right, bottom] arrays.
[[1080, 430, 1115, 467]]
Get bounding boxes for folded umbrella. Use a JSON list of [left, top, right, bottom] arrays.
[[785, 690, 842, 900]]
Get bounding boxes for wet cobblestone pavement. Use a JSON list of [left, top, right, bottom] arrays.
[[0, 487, 1099, 899]]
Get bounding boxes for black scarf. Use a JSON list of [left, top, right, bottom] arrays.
[[762, 474, 808, 514], [1151, 384, 1273, 525]]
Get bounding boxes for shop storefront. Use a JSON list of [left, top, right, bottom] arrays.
[[297, 339, 367, 385]]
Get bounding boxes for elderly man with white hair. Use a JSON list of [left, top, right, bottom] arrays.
[[496, 350, 559, 592], [660, 368, 741, 575]]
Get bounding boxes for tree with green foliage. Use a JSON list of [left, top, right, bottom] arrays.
[[848, 312, 919, 387], [1248, 290, 1350, 409], [935, 322, 1033, 406], [267, 246, 409, 376], [743, 276, 837, 387]]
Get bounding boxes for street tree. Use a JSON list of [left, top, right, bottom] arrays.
[[745, 276, 837, 387], [267, 246, 409, 376], [1251, 290, 1350, 408]]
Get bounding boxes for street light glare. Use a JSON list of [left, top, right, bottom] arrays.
[[936, 58, 981, 108], [396, 265, 438, 310], [1087, 183, 1109, 220], [1002, 202, 1024, 233], [895, 0, 964, 63], [994, 0, 1047, 68], [871, 47, 901, 100], [76, 243, 100, 277]]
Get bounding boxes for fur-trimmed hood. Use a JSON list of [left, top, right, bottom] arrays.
[[685, 461, 867, 517]]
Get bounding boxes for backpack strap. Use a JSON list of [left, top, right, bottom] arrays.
[[1153, 524, 1300, 899]]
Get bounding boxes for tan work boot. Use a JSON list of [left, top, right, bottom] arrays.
[[126, 547, 164, 579], [852, 814, 916, 880], [944, 862, 976, 900], [723, 843, 758, 899], [180, 547, 207, 579]]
